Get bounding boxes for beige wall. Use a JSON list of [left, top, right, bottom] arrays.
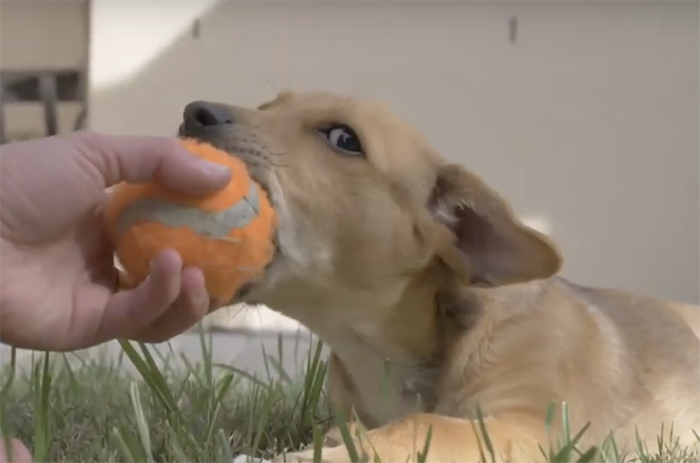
[[0, 0, 88, 138], [0, 0, 87, 71], [89, 0, 699, 303]]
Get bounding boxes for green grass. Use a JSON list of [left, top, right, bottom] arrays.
[[0, 331, 330, 462], [0, 329, 697, 463]]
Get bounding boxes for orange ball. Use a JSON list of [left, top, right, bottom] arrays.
[[105, 138, 277, 305]]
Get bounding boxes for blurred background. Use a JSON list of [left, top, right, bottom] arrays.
[[0, 0, 698, 346]]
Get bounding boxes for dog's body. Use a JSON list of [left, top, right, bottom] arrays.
[[175, 91, 700, 462]]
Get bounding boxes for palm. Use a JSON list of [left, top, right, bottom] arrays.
[[0, 211, 116, 350]]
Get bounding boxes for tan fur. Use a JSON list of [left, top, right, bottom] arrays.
[[178, 92, 700, 462]]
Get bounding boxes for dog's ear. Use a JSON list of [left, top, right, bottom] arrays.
[[428, 164, 562, 286], [257, 90, 297, 111]]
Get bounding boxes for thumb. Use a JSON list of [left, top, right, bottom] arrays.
[[69, 130, 231, 196]]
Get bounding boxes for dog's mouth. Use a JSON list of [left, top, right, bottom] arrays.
[[176, 129, 285, 307], [224, 173, 283, 306], [177, 121, 283, 306], [176, 128, 275, 199], [181, 141, 275, 209]]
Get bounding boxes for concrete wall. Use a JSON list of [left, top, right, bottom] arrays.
[[0, 0, 87, 70], [89, 0, 699, 304], [0, 0, 88, 139]]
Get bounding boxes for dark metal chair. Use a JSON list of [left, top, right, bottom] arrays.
[[0, 70, 87, 144]]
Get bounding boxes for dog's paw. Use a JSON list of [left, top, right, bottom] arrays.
[[271, 448, 345, 463], [232, 455, 271, 463], [270, 450, 315, 463]]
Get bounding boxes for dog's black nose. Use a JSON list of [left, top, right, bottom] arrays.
[[183, 101, 235, 129]]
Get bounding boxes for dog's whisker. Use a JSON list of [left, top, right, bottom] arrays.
[[261, 77, 279, 95], [262, 146, 288, 157], [267, 161, 290, 168]]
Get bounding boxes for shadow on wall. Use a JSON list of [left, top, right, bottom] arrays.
[[89, 0, 699, 303], [89, 0, 493, 134]]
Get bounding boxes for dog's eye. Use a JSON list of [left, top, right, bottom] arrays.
[[317, 125, 364, 156]]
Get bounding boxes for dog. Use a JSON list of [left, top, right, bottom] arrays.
[[173, 90, 699, 462]]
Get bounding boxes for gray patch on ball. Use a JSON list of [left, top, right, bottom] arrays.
[[116, 181, 261, 239]]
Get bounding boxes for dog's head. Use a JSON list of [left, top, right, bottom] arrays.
[[179, 91, 561, 330]]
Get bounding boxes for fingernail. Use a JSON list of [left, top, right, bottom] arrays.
[[197, 159, 231, 179]]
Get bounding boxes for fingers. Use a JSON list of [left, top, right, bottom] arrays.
[[68, 130, 231, 196], [94, 249, 183, 344], [128, 267, 211, 343], [0, 438, 33, 463], [116, 268, 138, 291], [100, 252, 214, 345]]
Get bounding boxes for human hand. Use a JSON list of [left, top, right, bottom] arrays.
[[0, 131, 232, 351]]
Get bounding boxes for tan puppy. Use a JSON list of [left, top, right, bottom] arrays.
[[177, 91, 700, 463]]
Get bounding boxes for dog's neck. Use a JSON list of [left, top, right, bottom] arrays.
[[291, 270, 452, 423], [324, 273, 441, 355], [258, 261, 479, 423]]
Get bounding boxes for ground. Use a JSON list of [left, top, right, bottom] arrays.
[[0, 328, 697, 463]]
